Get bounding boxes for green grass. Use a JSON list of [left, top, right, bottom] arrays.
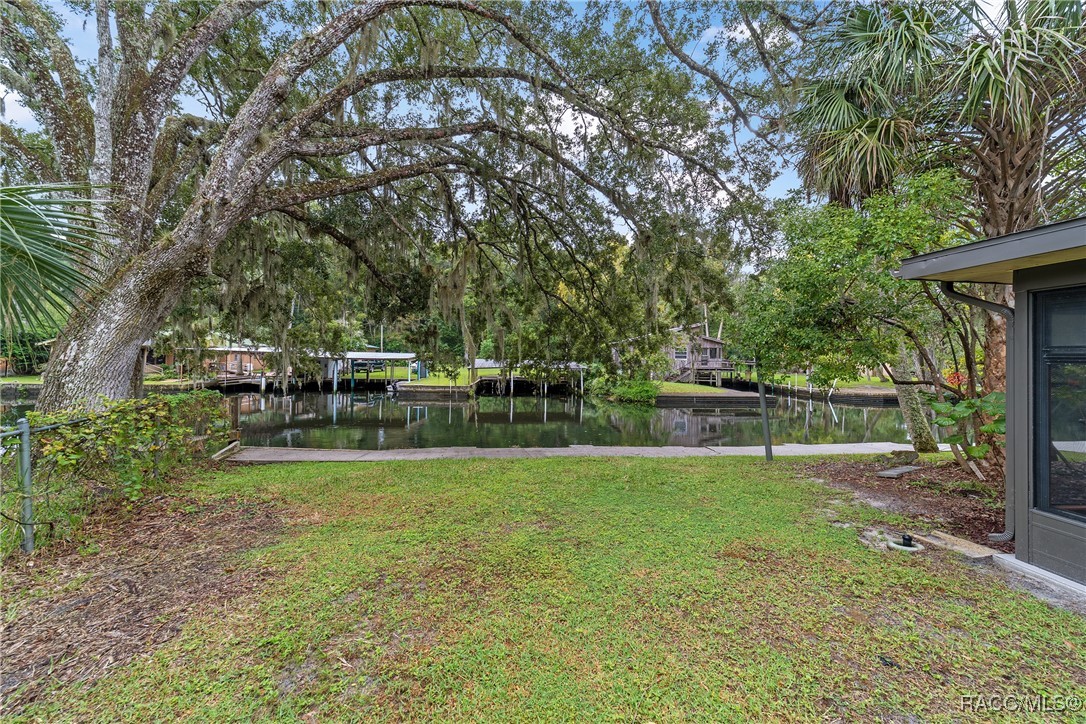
[[751, 372, 898, 390], [14, 458, 1086, 720], [404, 367, 504, 387], [144, 376, 207, 386], [0, 375, 42, 385], [657, 380, 737, 394]]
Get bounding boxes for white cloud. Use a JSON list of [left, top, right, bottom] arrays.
[[1, 88, 39, 129]]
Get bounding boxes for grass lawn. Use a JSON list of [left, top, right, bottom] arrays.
[[11, 457, 1085, 720], [0, 375, 42, 385], [404, 367, 504, 386], [657, 380, 738, 394], [749, 372, 898, 390]]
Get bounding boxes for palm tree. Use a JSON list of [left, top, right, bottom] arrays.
[[795, 0, 1086, 398], [794, 0, 1085, 474], [796, 0, 1086, 238], [0, 184, 100, 335]]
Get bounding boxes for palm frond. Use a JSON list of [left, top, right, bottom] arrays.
[[0, 184, 104, 336], [800, 117, 914, 206], [795, 0, 1085, 207]]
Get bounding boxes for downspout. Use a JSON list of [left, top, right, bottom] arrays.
[[939, 281, 1015, 543]]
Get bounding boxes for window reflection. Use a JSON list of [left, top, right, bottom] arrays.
[[1047, 297, 1086, 347], [1047, 362, 1086, 518]]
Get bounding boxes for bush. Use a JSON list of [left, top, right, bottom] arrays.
[[931, 391, 1005, 459], [1, 391, 230, 554], [610, 379, 660, 404], [587, 373, 660, 405]]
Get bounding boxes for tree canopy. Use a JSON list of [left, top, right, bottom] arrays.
[[2, 0, 777, 409]]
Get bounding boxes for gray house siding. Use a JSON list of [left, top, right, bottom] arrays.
[[898, 217, 1086, 585]]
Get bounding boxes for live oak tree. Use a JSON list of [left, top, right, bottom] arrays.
[[644, 0, 830, 253], [2, 0, 736, 411]]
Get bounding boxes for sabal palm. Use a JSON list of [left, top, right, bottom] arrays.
[[0, 184, 100, 335], [796, 0, 1086, 237]]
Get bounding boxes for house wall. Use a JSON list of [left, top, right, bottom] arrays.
[[1013, 259, 1086, 584], [667, 336, 729, 371]]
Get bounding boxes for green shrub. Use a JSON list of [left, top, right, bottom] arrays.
[[609, 379, 660, 404], [1, 391, 230, 554], [586, 372, 660, 405], [931, 391, 1005, 459]]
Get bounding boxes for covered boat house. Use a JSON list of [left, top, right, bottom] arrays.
[[896, 216, 1086, 585]]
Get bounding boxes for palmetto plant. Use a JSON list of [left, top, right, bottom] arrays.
[[796, 0, 1086, 238], [0, 184, 100, 335]]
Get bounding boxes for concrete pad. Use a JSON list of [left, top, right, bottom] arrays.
[[705, 443, 947, 456], [912, 531, 997, 560], [992, 554, 1086, 599]]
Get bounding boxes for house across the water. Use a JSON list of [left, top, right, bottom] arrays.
[[613, 325, 737, 387], [663, 327, 734, 386]]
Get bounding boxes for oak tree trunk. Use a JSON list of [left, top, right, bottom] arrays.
[[38, 251, 191, 411]]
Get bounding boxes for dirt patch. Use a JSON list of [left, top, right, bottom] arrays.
[[1, 495, 283, 712], [804, 460, 1013, 553], [713, 540, 790, 567]]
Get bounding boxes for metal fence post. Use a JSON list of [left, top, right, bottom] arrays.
[[17, 417, 33, 553]]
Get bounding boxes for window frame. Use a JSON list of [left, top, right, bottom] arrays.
[[1034, 285, 1086, 522]]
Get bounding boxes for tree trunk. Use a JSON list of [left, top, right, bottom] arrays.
[[892, 346, 939, 454], [38, 253, 190, 411], [978, 283, 1012, 473]]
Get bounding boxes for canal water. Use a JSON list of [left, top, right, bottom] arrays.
[[232, 392, 916, 450]]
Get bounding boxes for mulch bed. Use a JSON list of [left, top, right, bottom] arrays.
[[803, 459, 1013, 553], [1, 495, 284, 713]]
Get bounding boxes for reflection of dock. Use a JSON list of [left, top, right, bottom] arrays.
[[656, 390, 772, 408], [232, 390, 914, 451]]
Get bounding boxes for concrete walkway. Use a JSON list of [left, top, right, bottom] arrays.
[[231, 442, 940, 463]]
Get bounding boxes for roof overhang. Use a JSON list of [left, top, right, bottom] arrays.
[[894, 217, 1086, 284], [341, 351, 415, 361]]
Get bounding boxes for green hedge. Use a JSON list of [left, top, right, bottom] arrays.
[[586, 374, 660, 405]]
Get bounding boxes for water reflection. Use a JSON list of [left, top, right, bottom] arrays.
[[233, 393, 914, 449]]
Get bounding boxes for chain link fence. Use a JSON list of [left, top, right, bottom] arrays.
[[0, 391, 232, 555]]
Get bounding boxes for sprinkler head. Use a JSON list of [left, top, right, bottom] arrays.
[[901, 534, 913, 548]]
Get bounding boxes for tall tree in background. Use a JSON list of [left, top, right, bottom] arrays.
[[645, 0, 828, 252], [2, 0, 735, 411], [795, 0, 1086, 399]]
